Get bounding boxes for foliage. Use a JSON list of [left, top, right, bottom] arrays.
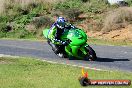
[[125, 0, 132, 6], [0, 22, 7, 32], [61, 8, 83, 21], [81, 0, 89, 3], [102, 7, 132, 32], [32, 16, 53, 28], [55, 0, 82, 10], [81, 0, 109, 13], [0, 0, 129, 39], [0, 1, 49, 38]]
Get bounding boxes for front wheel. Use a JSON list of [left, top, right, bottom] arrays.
[[85, 46, 97, 61]]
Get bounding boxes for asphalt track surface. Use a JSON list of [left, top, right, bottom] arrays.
[[0, 39, 132, 72]]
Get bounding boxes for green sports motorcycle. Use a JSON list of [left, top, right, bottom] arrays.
[[43, 27, 97, 61]]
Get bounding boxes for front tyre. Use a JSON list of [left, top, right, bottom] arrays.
[[85, 46, 97, 61]]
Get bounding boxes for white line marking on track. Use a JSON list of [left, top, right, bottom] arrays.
[[0, 54, 110, 72], [39, 59, 109, 72], [0, 54, 19, 58]]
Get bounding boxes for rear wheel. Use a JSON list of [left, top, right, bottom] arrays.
[[85, 46, 97, 61]]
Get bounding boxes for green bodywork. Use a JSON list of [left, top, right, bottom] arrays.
[[43, 28, 89, 59]]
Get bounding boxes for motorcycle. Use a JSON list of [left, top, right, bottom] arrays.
[[43, 27, 97, 61]]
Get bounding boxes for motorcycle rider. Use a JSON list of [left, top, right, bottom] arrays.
[[47, 16, 76, 57]]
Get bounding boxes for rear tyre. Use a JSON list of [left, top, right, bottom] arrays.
[[85, 46, 97, 61]]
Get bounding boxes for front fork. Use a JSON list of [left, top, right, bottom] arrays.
[[65, 43, 89, 59], [80, 43, 89, 55]]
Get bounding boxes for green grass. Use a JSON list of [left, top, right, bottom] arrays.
[[0, 57, 132, 88], [1, 37, 132, 46], [88, 37, 132, 46], [1, 37, 132, 47], [0, 37, 41, 41]]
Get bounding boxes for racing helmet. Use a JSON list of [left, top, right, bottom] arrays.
[[56, 17, 66, 29]]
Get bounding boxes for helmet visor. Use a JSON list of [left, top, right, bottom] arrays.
[[57, 22, 66, 28]]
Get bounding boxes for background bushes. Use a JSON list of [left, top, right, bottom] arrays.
[[102, 7, 132, 32], [0, 0, 131, 39]]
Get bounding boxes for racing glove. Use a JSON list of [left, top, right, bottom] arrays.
[[54, 39, 71, 46], [62, 39, 71, 46]]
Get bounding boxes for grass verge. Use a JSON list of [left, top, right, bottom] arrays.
[[0, 57, 132, 88], [0, 38, 132, 46], [88, 37, 132, 46], [1, 37, 132, 46]]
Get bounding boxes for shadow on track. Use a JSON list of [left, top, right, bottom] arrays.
[[67, 57, 130, 62], [95, 57, 130, 62]]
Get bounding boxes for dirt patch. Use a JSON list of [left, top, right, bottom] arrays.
[[88, 25, 132, 41], [102, 7, 132, 32], [0, 57, 16, 64], [0, 61, 12, 64]]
